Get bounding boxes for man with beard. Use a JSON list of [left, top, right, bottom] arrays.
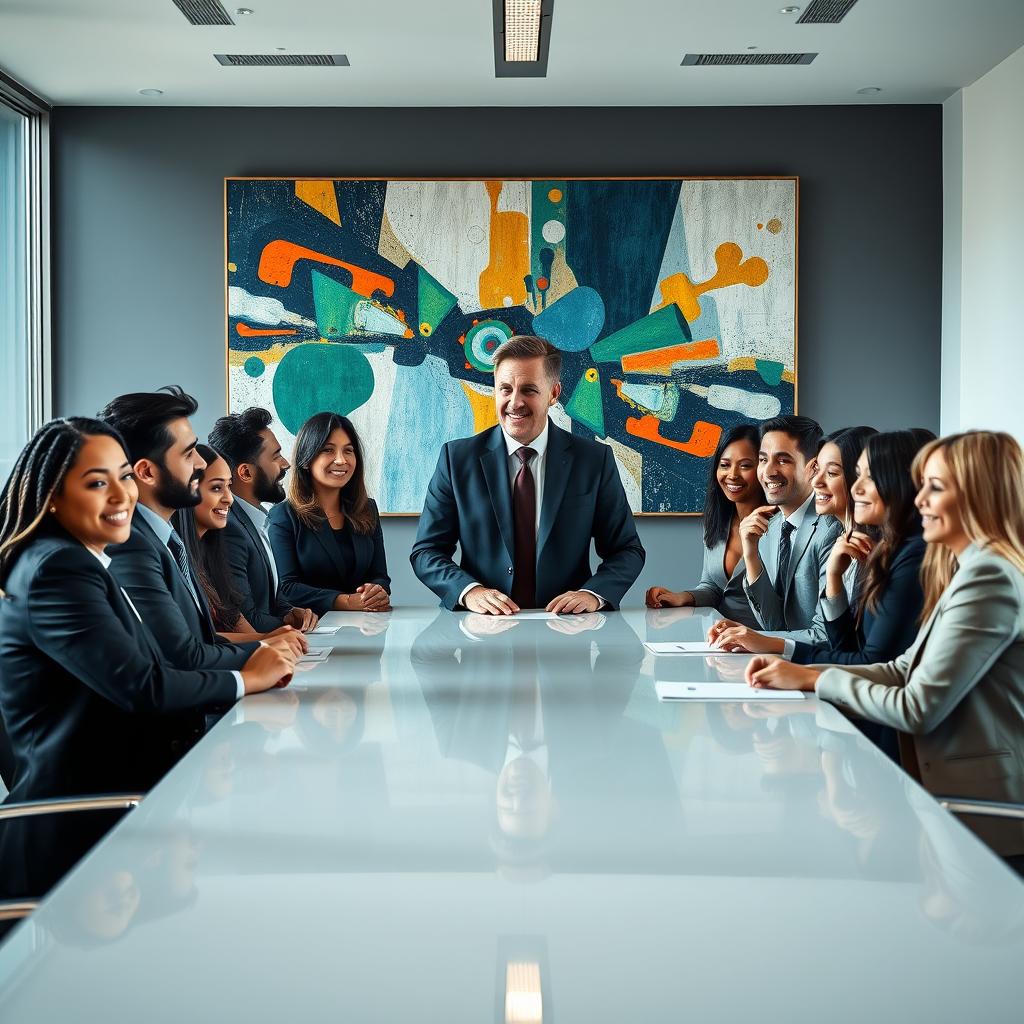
[[101, 387, 301, 673], [208, 408, 317, 633]]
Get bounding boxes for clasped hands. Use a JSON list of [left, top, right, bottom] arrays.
[[463, 585, 600, 616], [336, 583, 391, 612]]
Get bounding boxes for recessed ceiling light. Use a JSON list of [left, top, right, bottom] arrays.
[[138, 88, 164, 96], [779, 6, 801, 13], [236, 7, 254, 14], [857, 86, 882, 94], [505, 0, 543, 62]]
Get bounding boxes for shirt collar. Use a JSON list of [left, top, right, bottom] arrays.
[[785, 492, 815, 530], [134, 501, 174, 548], [502, 419, 550, 461], [234, 495, 269, 528], [85, 545, 112, 569]]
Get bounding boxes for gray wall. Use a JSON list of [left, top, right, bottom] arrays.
[[51, 105, 942, 606]]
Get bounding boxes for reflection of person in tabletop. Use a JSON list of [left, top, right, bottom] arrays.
[[411, 612, 670, 877]]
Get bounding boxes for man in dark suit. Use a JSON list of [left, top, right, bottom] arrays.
[[208, 407, 317, 633], [99, 387, 302, 670], [411, 336, 645, 614]]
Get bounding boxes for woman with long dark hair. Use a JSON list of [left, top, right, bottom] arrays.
[[267, 412, 391, 615], [0, 418, 294, 802], [747, 430, 1024, 864], [174, 443, 297, 641], [645, 423, 765, 626]]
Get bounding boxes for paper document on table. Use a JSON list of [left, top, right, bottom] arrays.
[[644, 642, 747, 656], [308, 625, 340, 635], [298, 648, 331, 664], [655, 681, 805, 701], [511, 611, 562, 620]]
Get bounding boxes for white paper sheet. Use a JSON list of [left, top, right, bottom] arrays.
[[655, 681, 805, 701], [308, 625, 341, 635], [298, 648, 331, 664], [644, 642, 748, 656]]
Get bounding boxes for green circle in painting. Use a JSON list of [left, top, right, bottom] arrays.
[[464, 319, 513, 373], [244, 356, 266, 378], [273, 343, 375, 434]]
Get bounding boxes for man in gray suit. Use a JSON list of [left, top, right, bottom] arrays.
[[710, 415, 841, 654]]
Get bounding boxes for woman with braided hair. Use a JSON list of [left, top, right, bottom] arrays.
[[0, 417, 295, 803]]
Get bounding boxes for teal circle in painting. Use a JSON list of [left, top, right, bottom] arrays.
[[273, 343, 375, 435], [465, 319, 513, 373], [244, 356, 265, 378]]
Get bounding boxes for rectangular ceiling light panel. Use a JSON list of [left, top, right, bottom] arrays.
[[214, 54, 351, 66], [505, 0, 543, 61], [797, 0, 860, 24], [173, 0, 234, 25], [681, 53, 817, 66]]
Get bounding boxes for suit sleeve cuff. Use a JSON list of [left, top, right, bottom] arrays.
[[233, 671, 245, 700], [782, 638, 796, 659], [580, 589, 607, 609], [457, 582, 481, 608], [821, 590, 850, 622]]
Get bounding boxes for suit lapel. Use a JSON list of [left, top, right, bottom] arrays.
[[760, 515, 781, 585], [538, 423, 574, 556], [480, 428, 515, 565], [234, 505, 275, 589], [785, 511, 818, 592]]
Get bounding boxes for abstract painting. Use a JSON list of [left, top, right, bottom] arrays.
[[226, 178, 797, 514]]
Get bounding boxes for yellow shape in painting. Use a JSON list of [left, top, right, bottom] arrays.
[[656, 241, 770, 323], [460, 381, 500, 433], [227, 262, 237, 273], [479, 181, 529, 310], [228, 342, 291, 367], [766, 218, 783, 234], [548, 188, 563, 203], [295, 180, 342, 227], [728, 357, 796, 384]]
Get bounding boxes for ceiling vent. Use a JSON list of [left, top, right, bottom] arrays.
[[681, 53, 817, 66], [214, 54, 351, 66], [172, 0, 234, 25], [797, 0, 860, 24]]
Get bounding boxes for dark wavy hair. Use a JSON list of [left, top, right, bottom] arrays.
[[97, 385, 198, 465], [759, 414, 825, 462], [287, 413, 374, 534], [0, 417, 127, 589], [702, 424, 764, 548], [173, 443, 245, 631], [208, 406, 273, 473], [856, 429, 933, 625]]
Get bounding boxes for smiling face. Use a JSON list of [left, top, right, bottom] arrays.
[[143, 416, 206, 512], [851, 450, 886, 526], [310, 427, 357, 492], [50, 433, 138, 554], [810, 441, 848, 521], [716, 439, 759, 505], [916, 449, 970, 554], [250, 428, 289, 504], [494, 356, 561, 445], [758, 430, 812, 513], [194, 455, 234, 535]]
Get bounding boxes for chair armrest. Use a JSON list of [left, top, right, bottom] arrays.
[[0, 794, 144, 822], [937, 797, 1024, 821]]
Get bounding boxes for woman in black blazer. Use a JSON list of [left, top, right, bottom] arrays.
[[267, 412, 391, 617], [0, 418, 294, 803]]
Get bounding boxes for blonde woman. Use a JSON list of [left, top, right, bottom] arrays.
[[745, 431, 1024, 860]]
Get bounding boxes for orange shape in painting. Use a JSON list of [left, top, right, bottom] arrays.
[[295, 180, 342, 226], [236, 324, 299, 338], [258, 240, 395, 298], [621, 339, 720, 376], [657, 241, 770, 323], [766, 218, 783, 234], [479, 181, 529, 309], [625, 415, 722, 458], [548, 188, 563, 203]]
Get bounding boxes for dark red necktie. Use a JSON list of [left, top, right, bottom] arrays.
[[511, 446, 537, 608]]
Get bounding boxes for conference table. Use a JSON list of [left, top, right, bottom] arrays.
[[0, 608, 1022, 1021]]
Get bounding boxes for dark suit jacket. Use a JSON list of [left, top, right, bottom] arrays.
[[410, 422, 646, 609], [267, 499, 390, 617], [223, 504, 293, 633], [792, 534, 926, 666], [106, 512, 257, 671], [0, 533, 238, 803]]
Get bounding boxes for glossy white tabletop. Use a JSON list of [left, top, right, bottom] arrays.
[[1, 608, 1022, 1022]]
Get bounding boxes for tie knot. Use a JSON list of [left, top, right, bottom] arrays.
[[781, 520, 795, 537], [515, 446, 537, 466]]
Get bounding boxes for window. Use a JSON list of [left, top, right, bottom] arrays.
[[0, 75, 49, 484]]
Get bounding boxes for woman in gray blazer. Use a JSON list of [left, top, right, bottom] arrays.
[[746, 431, 1024, 858], [646, 424, 765, 627]]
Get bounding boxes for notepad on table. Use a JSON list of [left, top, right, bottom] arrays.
[[298, 648, 331, 664], [644, 641, 748, 656], [655, 681, 805, 701], [308, 625, 341, 635]]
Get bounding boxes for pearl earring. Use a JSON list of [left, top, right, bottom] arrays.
[[49, 505, 56, 513]]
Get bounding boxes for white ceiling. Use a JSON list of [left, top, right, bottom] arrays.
[[2, 0, 1023, 107]]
